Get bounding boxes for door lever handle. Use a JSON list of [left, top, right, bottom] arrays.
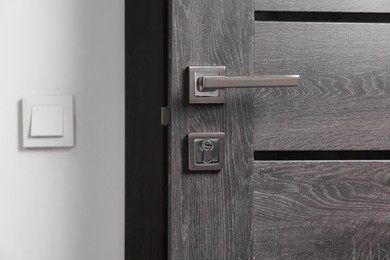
[[197, 75, 300, 92], [188, 66, 300, 104]]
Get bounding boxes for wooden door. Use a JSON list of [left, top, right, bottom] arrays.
[[169, 0, 390, 259]]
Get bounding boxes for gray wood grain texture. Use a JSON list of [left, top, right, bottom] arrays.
[[254, 161, 390, 260], [168, 0, 254, 259], [255, 0, 390, 12], [254, 22, 390, 150]]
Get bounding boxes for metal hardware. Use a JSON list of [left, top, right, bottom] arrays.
[[196, 139, 219, 164], [198, 75, 300, 92], [188, 66, 226, 104], [188, 66, 300, 104], [161, 107, 171, 126], [188, 133, 225, 171]]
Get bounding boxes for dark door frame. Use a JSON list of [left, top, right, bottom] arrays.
[[125, 0, 168, 259]]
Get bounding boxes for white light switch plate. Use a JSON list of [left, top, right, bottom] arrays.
[[22, 95, 74, 148]]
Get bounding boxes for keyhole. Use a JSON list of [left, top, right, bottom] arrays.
[[200, 140, 214, 163]]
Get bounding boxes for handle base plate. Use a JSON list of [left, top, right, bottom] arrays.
[[188, 66, 226, 104]]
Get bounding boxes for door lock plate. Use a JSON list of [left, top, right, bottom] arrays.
[[188, 133, 225, 171]]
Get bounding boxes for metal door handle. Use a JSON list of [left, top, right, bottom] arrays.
[[188, 66, 300, 104], [197, 75, 299, 92]]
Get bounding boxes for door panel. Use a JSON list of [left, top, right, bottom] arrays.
[[254, 161, 390, 259], [169, 0, 390, 259], [255, 0, 390, 12], [168, 0, 254, 259], [254, 22, 390, 150]]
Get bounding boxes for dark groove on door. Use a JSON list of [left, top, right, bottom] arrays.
[[254, 151, 390, 161], [255, 11, 390, 23]]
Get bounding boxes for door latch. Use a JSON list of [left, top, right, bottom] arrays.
[[188, 133, 225, 171]]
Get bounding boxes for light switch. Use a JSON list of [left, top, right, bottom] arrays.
[[31, 106, 64, 137], [22, 95, 74, 148]]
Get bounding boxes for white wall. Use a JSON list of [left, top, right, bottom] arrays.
[[0, 1, 124, 259]]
